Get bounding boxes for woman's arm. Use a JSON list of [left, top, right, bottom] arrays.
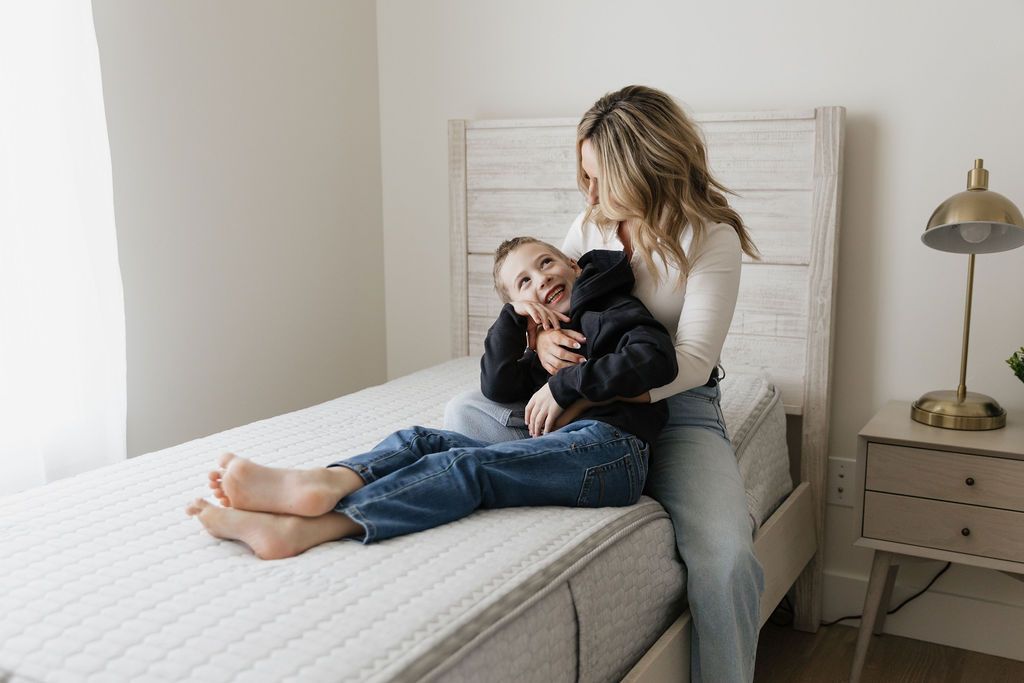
[[648, 225, 742, 402], [547, 303, 677, 407], [552, 392, 650, 429]]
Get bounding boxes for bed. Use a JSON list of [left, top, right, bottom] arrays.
[[0, 107, 843, 682]]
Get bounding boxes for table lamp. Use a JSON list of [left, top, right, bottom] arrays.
[[911, 159, 1024, 430]]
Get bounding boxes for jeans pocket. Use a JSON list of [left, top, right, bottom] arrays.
[[576, 454, 638, 508], [505, 406, 528, 429]]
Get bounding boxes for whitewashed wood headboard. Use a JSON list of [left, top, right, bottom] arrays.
[[449, 109, 843, 417]]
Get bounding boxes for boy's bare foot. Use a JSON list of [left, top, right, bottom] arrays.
[[208, 470, 231, 507], [185, 498, 360, 559], [212, 453, 364, 517]]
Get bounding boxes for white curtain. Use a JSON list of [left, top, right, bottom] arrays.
[[0, 4, 127, 495]]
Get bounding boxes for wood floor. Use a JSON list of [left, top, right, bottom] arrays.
[[754, 622, 1024, 682]]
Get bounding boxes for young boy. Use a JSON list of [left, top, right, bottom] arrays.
[[186, 238, 677, 559]]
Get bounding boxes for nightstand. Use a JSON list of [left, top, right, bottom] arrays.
[[850, 400, 1024, 683]]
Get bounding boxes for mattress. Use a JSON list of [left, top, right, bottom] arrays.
[[0, 356, 790, 683]]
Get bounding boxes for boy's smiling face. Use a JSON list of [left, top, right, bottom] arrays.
[[499, 242, 581, 314]]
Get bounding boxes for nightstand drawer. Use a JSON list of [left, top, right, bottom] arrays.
[[863, 491, 1024, 563], [866, 443, 1024, 512]]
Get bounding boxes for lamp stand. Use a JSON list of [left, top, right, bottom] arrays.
[[911, 253, 1006, 430]]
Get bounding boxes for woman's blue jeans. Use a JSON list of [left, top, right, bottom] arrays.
[[328, 420, 648, 543], [444, 383, 764, 683]]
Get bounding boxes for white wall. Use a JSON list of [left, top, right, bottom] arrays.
[[377, 0, 1024, 657], [93, 0, 386, 456]]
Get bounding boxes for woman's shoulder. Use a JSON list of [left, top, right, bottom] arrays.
[[566, 210, 608, 247], [687, 221, 741, 269], [682, 221, 739, 250], [709, 221, 740, 244], [694, 220, 736, 239], [571, 209, 600, 233]]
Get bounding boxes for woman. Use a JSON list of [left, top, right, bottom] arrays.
[[444, 85, 763, 682]]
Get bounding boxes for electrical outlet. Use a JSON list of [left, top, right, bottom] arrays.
[[827, 457, 856, 507]]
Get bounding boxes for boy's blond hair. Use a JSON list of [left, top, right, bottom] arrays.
[[492, 237, 572, 303]]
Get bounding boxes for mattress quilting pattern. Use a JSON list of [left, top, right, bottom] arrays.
[[0, 356, 787, 682]]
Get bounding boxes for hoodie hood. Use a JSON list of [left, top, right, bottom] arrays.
[[569, 250, 635, 313]]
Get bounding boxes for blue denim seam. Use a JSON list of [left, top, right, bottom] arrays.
[[630, 438, 650, 482], [346, 433, 635, 511], [714, 404, 729, 440], [326, 462, 374, 486], [710, 398, 730, 443], [628, 438, 641, 484], [628, 438, 645, 493], [362, 430, 449, 482], [331, 430, 461, 484], [338, 504, 375, 544]]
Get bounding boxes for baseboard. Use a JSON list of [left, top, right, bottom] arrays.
[[822, 569, 1024, 661]]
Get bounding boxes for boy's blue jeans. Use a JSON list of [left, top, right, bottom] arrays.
[[327, 420, 648, 543]]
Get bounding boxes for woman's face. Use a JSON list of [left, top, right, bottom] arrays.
[[580, 139, 601, 206]]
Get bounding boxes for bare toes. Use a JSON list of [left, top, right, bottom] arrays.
[[208, 470, 230, 504], [210, 485, 231, 505], [185, 498, 209, 516]]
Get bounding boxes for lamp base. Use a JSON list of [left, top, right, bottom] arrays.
[[911, 389, 1006, 430]]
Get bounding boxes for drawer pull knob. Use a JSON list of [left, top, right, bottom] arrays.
[[965, 477, 975, 486], [961, 527, 971, 537]]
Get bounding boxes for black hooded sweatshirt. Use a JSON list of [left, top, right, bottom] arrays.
[[480, 249, 677, 447]]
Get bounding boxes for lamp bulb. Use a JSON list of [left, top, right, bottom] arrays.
[[959, 223, 992, 244]]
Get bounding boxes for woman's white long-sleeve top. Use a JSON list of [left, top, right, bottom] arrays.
[[561, 212, 741, 402]]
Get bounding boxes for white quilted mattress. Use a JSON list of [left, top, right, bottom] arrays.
[[0, 356, 790, 683]]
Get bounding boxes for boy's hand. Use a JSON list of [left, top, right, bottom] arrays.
[[525, 383, 564, 437], [511, 301, 570, 333]]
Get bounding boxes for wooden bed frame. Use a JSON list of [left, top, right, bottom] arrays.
[[448, 107, 845, 681]]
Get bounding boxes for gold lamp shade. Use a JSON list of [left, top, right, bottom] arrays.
[[911, 159, 1024, 430]]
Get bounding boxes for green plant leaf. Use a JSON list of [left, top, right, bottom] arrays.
[[1008, 346, 1024, 383]]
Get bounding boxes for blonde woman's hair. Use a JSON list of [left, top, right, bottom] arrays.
[[577, 85, 759, 282]]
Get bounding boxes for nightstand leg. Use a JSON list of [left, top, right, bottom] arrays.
[[872, 564, 899, 635], [850, 550, 893, 683]]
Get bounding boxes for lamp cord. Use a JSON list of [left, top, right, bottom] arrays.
[[820, 562, 952, 627], [768, 562, 952, 628]]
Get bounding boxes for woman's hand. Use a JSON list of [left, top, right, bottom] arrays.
[[535, 328, 587, 375], [525, 384, 564, 437]]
